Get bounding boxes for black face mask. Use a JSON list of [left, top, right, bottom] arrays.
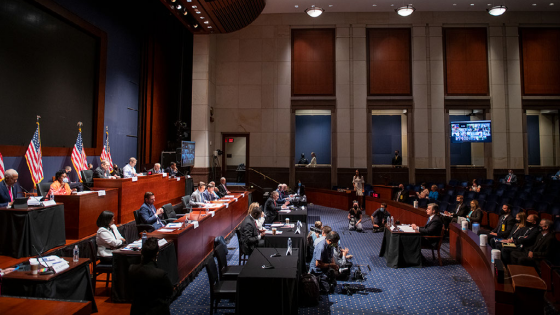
[[526, 222, 534, 227], [353, 205, 358, 209], [515, 219, 521, 223]]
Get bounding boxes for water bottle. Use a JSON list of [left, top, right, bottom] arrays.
[[288, 238, 292, 249], [391, 216, 395, 227], [142, 232, 147, 247], [73, 245, 79, 262]]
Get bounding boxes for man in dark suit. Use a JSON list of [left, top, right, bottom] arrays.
[[129, 237, 174, 315], [0, 169, 22, 207], [510, 219, 555, 268], [202, 183, 219, 201], [264, 191, 289, 224], [446, 195, 469, 222], [487, 204, 515, 241], [394, 184, 409, 203], [392, 150, 402, 168], [296, 180, 305, 196], [240, 206, 266, 255], [164, 162, 180, 177], [218, 177, 230, 196], [412, 203, 443, 247], [501, 169, 517, 185], [139, 192, 165, 230], [93, 160, 118, 179]]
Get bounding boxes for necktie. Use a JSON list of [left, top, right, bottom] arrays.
[[274, 201, 277, 207], [8, 185, 13, 202], [427, 216, 431, 224], [507, 175, 511, 183], [456, 204, 461, 213]]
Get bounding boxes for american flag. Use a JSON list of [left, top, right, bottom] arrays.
[[100, 128, 113, 167], [0, 152, 5, 182], [71, 128, 88, 182], [25, 123, 44, 185]]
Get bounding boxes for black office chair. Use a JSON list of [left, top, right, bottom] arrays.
[[181, 195, 193, 214], [80, 170, 94, 190], [37, 182, 52, 198], [205, 256, 237, 315], [162, 203, 185, 224], [234, 229, 249, 265], [214, 243, 243, 281], [133, 209, 154, 235], [88, 240, 113, 288]]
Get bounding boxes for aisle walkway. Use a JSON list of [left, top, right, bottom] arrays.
[[170, 205, 488, 315]]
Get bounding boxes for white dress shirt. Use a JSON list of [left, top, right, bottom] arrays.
[[123, 164, 137, 178]]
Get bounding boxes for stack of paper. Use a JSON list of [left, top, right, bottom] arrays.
[[166, 223, 183, 228], [270, 223, 284, 227], [39, 255, 69, 273], [397, 225, 416, 233], [265, 230, 283, 235]]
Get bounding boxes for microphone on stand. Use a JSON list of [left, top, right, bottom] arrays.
[[32, 245, 55, 275], [270, 248, 281, 258], [256, 248, 275, 269]]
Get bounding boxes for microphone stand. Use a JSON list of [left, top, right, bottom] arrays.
[[255, 248, 275, 269], [270, 248, 281, 258], [32, 245, 55, 275]]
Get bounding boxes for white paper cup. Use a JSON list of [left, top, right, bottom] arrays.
[[461, 221, 469, 232], [413, 201, 418, 208], [491, 249, 501, 263], [30, 259, 39, 275], [479, 234, 488, 246]]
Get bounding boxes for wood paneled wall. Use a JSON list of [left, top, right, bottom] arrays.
[[444, 28, 489, 96], [520, 28, 560, 96], [291, 29, 335, 96], [367, 28, 412, 95]]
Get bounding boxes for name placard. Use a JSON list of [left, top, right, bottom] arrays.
[[132, 177, 138, 182], [97, 190, 106, 196]]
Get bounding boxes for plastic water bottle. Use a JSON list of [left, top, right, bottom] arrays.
[[142, 232, 147, 247], [391, 216, 395, 227], [288, 238, 292, 249], [73, 245, 79, 262]]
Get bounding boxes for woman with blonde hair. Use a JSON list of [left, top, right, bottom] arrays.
[[466, 200, 482, 225], [248, 202, 264, 229]]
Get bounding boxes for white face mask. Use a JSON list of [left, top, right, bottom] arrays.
[[63, 178, 69, 183]]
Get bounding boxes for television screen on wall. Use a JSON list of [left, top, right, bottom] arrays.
[[450, 120, 492, 143], [181, 141, 195, 167]]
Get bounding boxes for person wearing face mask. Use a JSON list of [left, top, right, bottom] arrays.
[[416, 183, 429, 200], [501, 169, 517, 185], [394, 184, 409, 203], [500, 214, 541, 264], [509, 219, 555, 268], [371, 203, 391, 233], [310, 231, 340, 294], [485, 204, 515, 239], [297, 153, 309, 165], [348, 200, 363, 232], [465, 200, 483, 226], [392, 150, 402, 168], [48, 170, 75, 198], [445, 195, 469, 224], [490, 211, 526, 249], [296, 180, 305, 196]]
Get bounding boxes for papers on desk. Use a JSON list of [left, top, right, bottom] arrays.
[[124, 240, 142, 250], [397, 225, 416, 233], [38, 256, 69, 273], [27, 196, 42, 206], [166, 223, 183, 228], [158, 238, 168, 246], [279, 210, 291, 213], [224, 195, 235, 198], [265, 230, 283, 235], [43, 199, 56, 207], [76, 191, 95, 195], [270, 223, 284, 227], [158, 229, 175, 233]]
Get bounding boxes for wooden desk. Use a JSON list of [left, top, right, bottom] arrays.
[[305, 188, 356, 210], [372, 185, 396, 200], [365, 196, 428, 225], [93, 174, 185, 223], [54, 189, 118, 239], [0, 296, 91, 315], [149, 192, 250, 280], [508, 265, 547, 314]]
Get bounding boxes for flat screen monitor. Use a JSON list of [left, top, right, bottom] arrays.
[[181, 141, 195, 167], [450, 120, 492, 143]]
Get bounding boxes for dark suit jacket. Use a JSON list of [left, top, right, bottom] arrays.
[[139, 203, 163, 230], [504, 174, 517, 183], [164, 167, 179, 177], [492, 214, 516, 238], [467, 208, 483, 225], [264, 197, 282, 224], [516, 226, 540, 247], [391, 155, 402, 166], [0, 181, 22, 207], [93, 167, 110, 179], [419, 215, 443, 236], [528, 232, 555, 260], [394, 189, 409, 203], [296, 184, 305, 196], [218, 184, 229, 196], [240, 215, 260, 254], [129, 261, 174, 315]]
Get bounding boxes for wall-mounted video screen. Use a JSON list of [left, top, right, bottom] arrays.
[[451, 120, 492, 143], [181, 141, 195, 167]]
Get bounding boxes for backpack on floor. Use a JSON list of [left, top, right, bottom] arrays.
[[299, 274, 320, 306]]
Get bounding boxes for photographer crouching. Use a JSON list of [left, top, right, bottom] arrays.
[[348, 200, 363, 232]]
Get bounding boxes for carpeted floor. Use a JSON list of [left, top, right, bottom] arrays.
[[170, 205, 489, 315]]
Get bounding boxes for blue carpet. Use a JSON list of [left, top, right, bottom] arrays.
[[170, 205, 488, 315]]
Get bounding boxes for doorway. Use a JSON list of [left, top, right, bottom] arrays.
[[221, 133, 249, 185]]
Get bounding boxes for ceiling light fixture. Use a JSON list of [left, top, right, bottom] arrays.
[[487, 5, 507, 16], [395, 5, 415, 17], [176, 4, 182, 10], [305, 5, 324, 17]]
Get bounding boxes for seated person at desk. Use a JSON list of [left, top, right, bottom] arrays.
[[485, 204, 515, 241], [465, 200, 483, 225], [264, 191, 289, 224], [129, 237, 174, 315], [139, 192, 165, 230], [282, 183, 292, 199], [411, 203, 443, 247], [500, 214, 540, 264], [0, 169, 22, 207], [48, 170, 75, 197], [93, 160, 119, 179], [165, 162, 179, 177], [490, 212, 531, 249], [111, 164, 122, 177], [151, 163, 163, 174], [444, 195, 469, 223], [88, 163, 94, 170], [123, 157, 138, 178], [190, 182, 208, 207], [64, 166, 84, 191], [96, 211, 125, 260], [394, 184, 409, 203], [314, 225, 332, 247], [203, 183, 220, 201], [371, 203, 391, 233], [428, 185, 439, 200], [509, 219, 555, 268], [240, 204, 266, 255], [552, 170, 560, 181], [416, 183, 429, 200], [218, 177, 230, 196], [247, 202, 265, 229], [275, 184, 286, 203], [501, 169, 517, 185], [296, 180, 305, 196], [310, 231, 340, 294], [348, 200, 363, 232]]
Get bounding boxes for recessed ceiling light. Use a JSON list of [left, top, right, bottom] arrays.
[[204, 21, 209, 24], [176, 4, 182, 9], [295, 5, 298, 8], [372, 4, 377, 6], [200, 16, 204, 19], [470, 3, 474, 6], [186, 0, 191, 2], [532, 3, 537, 5], [196, 11, 201, 14], [192, 5, 197, 8], [453, 4, 457, 6], [550, 3, 555, 5], [390, 4, 394, 7], [208, 26, 212, 28], [329, 4, 333, 7], [487, 5, 507, 16]]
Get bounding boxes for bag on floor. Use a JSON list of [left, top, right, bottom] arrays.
[[299, 274, 320, 306]]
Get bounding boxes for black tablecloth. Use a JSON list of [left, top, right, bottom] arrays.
[[1, 261, 98, 312], [236, 248, 299, 315], [0, 204, 66, 258], [264, 225, 306, 272], [111, 241, 179, 303], [278, 207, 308, 225], [379, 227, 422, 268]]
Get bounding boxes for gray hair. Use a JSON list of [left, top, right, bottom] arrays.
[[271, 191, 279, 197], [5, 169, 18, 178], [428, 203, 439, 213], [542, 219, 553, 229], [129, 157, 136, 163], [154, 163, 160, 167]]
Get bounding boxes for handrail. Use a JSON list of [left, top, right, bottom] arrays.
[[247, 167, 282, 186]]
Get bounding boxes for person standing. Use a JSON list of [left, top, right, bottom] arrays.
[[352, 170, 364, 197], [392, 150, 402, 168], [306, 152, 317, 168]]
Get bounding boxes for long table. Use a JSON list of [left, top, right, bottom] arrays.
[[306, 187, 357, 210], [0, 204, 66, 258], [0, 296, 91, 315], [93, 174, 185, 223], [54, 189, 119, 239], [148, 192, 250, 280]]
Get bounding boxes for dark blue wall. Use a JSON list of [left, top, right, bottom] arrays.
[[2, 0, 141, 190], [527, 115, 541, 166], [450, 115, 472, 165], [371, 115, 402, 164], [295, 115, 331, 164]]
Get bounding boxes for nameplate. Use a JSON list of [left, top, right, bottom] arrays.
[[43, 199, 56, 207], [191, 221, 199, 229], [163, 173, 167, 177], [176, 177, 179, 181], [209, 211, 215, 217], [97, 190, 106, 197], [242, 193, 245, 197], [51, 261, 69, 273], [235, 198, 238, 202], [225, 203, 228, 208], [132, 177, 138, 182]]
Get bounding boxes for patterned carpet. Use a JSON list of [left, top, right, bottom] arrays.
[[170, 205, 489, 315]]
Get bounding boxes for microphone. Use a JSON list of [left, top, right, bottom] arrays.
[[19, 184, 31, 194], [32, 245, 55, 275], [270, 248, 281, 258], [255, 248, 275, 269]]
